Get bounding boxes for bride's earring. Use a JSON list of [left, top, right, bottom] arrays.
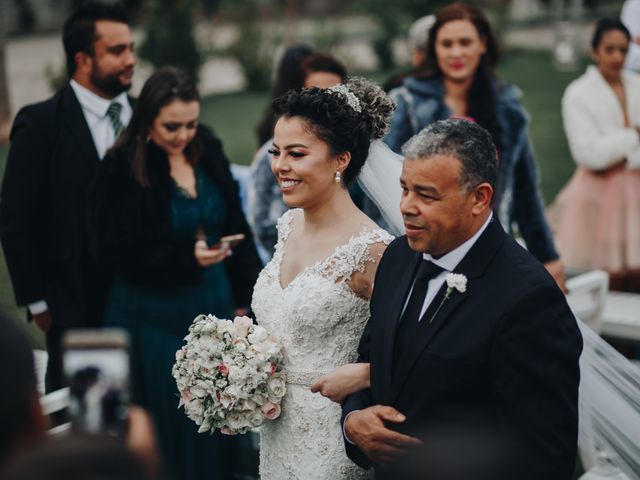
[[334, 171, 341, 183]]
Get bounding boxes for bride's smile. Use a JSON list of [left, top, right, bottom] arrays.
[[270, 115, 349, 209]]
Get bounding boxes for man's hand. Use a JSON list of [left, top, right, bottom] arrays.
[[32, 310, 53, 333], [345, 405, 422, 465], [544, 259, 567, 294]]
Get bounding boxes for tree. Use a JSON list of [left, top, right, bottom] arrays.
[[219, 0, 286, 91], [139, 0, 202, 81]]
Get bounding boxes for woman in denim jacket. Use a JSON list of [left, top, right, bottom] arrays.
[[385, 2, 565, 289]]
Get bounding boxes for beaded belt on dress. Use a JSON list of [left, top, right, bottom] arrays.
[[285, 369, 331, 387]]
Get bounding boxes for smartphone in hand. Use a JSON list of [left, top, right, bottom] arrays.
[[208, 233, 245, 250], [63, 329, 130, 436]]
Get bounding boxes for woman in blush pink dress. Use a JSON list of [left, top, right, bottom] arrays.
[[551, 18, 640, 291]]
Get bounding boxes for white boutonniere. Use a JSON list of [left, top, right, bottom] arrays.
[[428, 273, 468, 323], [445, 273, 467, 294]]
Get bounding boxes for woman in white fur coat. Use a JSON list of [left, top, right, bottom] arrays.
[[551, 18, 640, 291]]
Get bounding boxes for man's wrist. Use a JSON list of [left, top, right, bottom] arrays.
[[343, 410, 360, 445]]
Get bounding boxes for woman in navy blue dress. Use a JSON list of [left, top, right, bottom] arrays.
[[88, 67, 262, 480]]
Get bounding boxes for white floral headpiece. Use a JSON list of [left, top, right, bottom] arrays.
[[327, 84, 362, 113]]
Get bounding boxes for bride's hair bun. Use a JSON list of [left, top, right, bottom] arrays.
[[272, 77, 394, 186], [345, 77, 394, 140]]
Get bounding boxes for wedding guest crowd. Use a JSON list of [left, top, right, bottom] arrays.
[[4, 0, 639, 478]]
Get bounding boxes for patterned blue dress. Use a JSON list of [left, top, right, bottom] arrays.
[[105, 166, 235, 480]]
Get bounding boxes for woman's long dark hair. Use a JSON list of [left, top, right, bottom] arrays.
[[255, 44, 314, 146], [255, 48, 349, 146], [110, 66, 202, 187], [424, 2, 503, 152]]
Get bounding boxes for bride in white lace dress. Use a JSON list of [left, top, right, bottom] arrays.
[[251, 78, 395, 479]]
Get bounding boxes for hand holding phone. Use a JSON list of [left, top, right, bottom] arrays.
[[194, 238, 234, 267], [208, 233, 245, 250]]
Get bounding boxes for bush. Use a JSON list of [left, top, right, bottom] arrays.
[[139, 0, 202, 82]]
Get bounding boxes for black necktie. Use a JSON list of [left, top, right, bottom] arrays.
[[393, 260, 443, 368]]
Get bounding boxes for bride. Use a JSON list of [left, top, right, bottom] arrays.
[[251, 78, 394, 479]]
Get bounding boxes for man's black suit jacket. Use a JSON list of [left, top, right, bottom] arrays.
[[342, 218, 582, 480], [0, 85, 130, 328]]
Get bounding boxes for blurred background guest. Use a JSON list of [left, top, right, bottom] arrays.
[[621, 0, 640, 72], [255, 43, 315, 148], [0, 310, 46, 470], [550, 19, 640, 292], [87, 67, 262, 480], [383, 14, 435, 92], [384, 2, 566, 291], [0, 1, 135, 393]]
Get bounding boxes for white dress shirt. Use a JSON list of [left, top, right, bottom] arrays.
[[344, 213, 493, 443], [28, 81, 132, 316], [408, 212, 493, 321], [69, 79, 132, 159]]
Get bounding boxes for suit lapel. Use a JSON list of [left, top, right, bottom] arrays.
[[61, 86, 100, 164], [390, 218, 507, 403], [380, 248, 423, 404]]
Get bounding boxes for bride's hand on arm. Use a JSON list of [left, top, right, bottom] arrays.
[[310, 363, 370, 404]]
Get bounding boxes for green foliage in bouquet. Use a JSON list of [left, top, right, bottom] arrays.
[[139, 0, 202, 82]]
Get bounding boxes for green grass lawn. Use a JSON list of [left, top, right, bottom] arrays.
[[199, 91, 270, 166], [0, 48, 587, 345]]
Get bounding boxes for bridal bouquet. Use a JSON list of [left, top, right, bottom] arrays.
[[172, 314, 286, 435]]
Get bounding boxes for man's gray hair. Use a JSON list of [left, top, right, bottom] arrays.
[[401, 119, 498, 191]]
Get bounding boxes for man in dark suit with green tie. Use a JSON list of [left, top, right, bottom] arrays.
[[0, 1, 136, 391]]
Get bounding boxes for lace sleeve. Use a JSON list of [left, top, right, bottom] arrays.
[[275, 209, 298, 244], [320, 229, 394, 285]]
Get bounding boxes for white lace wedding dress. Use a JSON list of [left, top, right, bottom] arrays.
[[252, 209, 393, 480]]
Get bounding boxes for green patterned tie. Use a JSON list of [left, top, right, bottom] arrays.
[[106, 102, 124, 137]]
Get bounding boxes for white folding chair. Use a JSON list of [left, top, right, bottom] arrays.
[[33, 349, 48, 395], [40, 387, 71, 436], [566, 270, 609, 334]]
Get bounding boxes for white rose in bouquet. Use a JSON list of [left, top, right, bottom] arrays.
[[248, 325, 268, 344], [267, 374, 286, 401], [233, 316, 253, 337]]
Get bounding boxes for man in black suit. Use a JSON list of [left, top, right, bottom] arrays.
[[343, 119, 582, 480], [0, 2, 135, 391]]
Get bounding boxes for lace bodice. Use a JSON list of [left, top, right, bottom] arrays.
[[252, 209, 393, 479]]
